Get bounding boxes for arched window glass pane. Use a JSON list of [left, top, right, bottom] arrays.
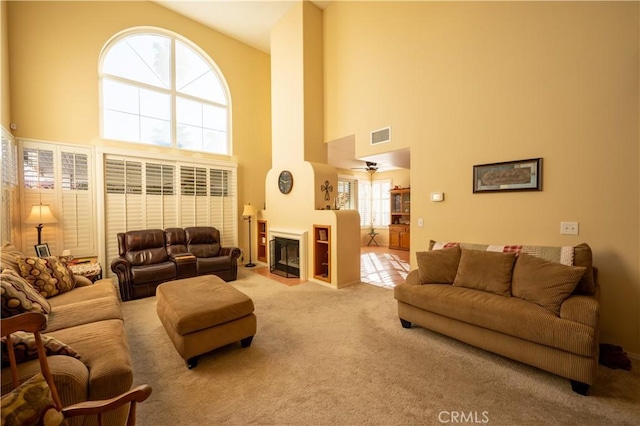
[[103, 34, 170, 89], [176, 41, 227, 105], [101, 29, 230, 155]]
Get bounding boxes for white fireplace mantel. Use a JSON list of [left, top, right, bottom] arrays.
[[268, 228, 308, 280]]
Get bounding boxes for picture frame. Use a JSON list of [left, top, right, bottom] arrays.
[[473, 158, 542, 193], [34, 243, 51, 258], [318, 229, 327, 241]]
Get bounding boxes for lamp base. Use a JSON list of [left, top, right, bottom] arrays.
[[245, 262, 256, 268]]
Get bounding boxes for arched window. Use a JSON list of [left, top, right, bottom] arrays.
[[100, 28, 231, 155]]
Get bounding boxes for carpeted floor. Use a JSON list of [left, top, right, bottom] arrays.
[[121, 268, 640, 425]]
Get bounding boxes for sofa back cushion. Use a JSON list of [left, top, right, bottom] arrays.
[[453, 249, 517, 297], [122, 229, 168, 266], [512, 253, 586, 315], [165, 228, 188, 255], [416, 246, 461, 284], [185, 227, 221, 258], [430, 240, 596, 295], [0, 243, 25, 274]]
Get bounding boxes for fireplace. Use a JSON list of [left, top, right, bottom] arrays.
[[268, 228, 308, 280], [270, 237, 300, 278]]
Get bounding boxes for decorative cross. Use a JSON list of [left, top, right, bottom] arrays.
[[321, 180, 333, 200]]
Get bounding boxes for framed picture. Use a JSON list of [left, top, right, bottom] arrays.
[[318, 229, 327, 241], [473, 158, 542, 193], [34, 243, 51, 258]]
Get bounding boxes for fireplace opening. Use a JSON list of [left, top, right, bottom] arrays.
[[270, 237, 300, 278]]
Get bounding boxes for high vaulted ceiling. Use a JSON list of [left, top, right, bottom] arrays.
[[154, 1, 332, 53]]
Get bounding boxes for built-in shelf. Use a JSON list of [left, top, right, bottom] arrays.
[[257, 220, 267, 262], [313, 225, 331, 282]]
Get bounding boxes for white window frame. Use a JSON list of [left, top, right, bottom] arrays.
[[1, 128, 18, 246], [99, 27, 233, 156]]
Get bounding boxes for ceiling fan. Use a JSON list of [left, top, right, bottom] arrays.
[[351, 161, 379, 174]]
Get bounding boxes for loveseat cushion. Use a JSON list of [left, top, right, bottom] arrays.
[[512, 253, 586, 315], [185, 227, 221, 258], [452, 249, 516, 296], [416, 246, 460, 284], [394, 283, 596, 357], [0, 243, 25, 273], [130, 262, 176, 285], [46, 279, 117, 310], [123, 229, 169, 266], [196, 256, 232, 274]]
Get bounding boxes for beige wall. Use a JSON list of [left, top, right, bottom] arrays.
[[1, 1, 9, 129], [6, 1, 272, 258], [324, 2, 640, 352]]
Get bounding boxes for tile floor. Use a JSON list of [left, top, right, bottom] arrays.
[[250, 246, 410, 288]]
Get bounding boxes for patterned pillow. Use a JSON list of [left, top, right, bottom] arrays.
[[2, 331, 81, 366], [0, 269, 51, 317], [17, 257, 76, 298], [0, 373, 64, 426]]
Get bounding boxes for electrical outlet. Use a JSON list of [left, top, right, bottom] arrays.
[[560, 221, 579, 235]]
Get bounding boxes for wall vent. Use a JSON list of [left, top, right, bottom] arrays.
[[370, 126, 391, 145]]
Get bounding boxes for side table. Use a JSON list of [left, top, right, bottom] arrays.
[[69, 261, 103, 283]]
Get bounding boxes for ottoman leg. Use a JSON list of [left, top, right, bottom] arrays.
[[186, 356, 200, 369], [241, 336, 254, 348]]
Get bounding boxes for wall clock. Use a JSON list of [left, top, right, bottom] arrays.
[[278, 170, 293, 194]]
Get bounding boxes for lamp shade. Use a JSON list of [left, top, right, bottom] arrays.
[[242, 204, 256, 217], [25, 204, 58, 224]]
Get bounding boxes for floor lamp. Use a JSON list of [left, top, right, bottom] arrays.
[[242, 204, 256, 268], [24, 204, 58, 246]]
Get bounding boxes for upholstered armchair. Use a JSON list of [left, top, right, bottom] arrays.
[[184, 227, 241, 281], [111, 229, 177, 301]]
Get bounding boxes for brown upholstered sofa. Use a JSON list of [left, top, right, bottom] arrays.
[[1, 244, 133, 426], [394, 241, 600, 395], [111, 226, 241, 301]]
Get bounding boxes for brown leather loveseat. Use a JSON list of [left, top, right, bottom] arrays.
[[111, 227, 241, 301]]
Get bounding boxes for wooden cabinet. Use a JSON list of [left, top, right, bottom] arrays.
[[389, 188, 410, 251], [313, 225, 331, 282], [389, 224, 410, 251], [257, 220, 267, 262]]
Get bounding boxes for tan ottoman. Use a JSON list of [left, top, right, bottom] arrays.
[[156, 275, 256, 368]]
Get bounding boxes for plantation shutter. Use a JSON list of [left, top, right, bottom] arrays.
[[1, 132, 18, 245], [104, 154, 237, 275], [20, 141, 94, 257], [60, 150, 93, 255], [358, 180, 371, 227]]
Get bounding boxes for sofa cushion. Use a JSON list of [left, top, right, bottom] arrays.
[[1, 331, 81, 366], [46, 319, 133, 400], [394, 283, 596, 357], [0, 243, 25, 273], [452, 249, 516, 296], [0, 269, 51, 317], [0, 373, 65, 426], [17, 257, 76, 298], [416, 246, 461, 284], [512, 253, 586, 315], [45, 297, 123, 333], [130, 261, 176, 285]]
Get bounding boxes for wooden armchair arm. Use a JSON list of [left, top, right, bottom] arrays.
[[62, 384, 152, 426]]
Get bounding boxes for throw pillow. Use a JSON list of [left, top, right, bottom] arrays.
[[453, 249, 517, 297], [512, 253, 586, 315], [2, 331, 81, 366], [416, 246, 461, 284], [0, 269, 51, 317], [17, 257, 76, 298], [0, 373, 65, 426]]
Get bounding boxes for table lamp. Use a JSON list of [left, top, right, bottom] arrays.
[[24, 204, 58, 245]]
